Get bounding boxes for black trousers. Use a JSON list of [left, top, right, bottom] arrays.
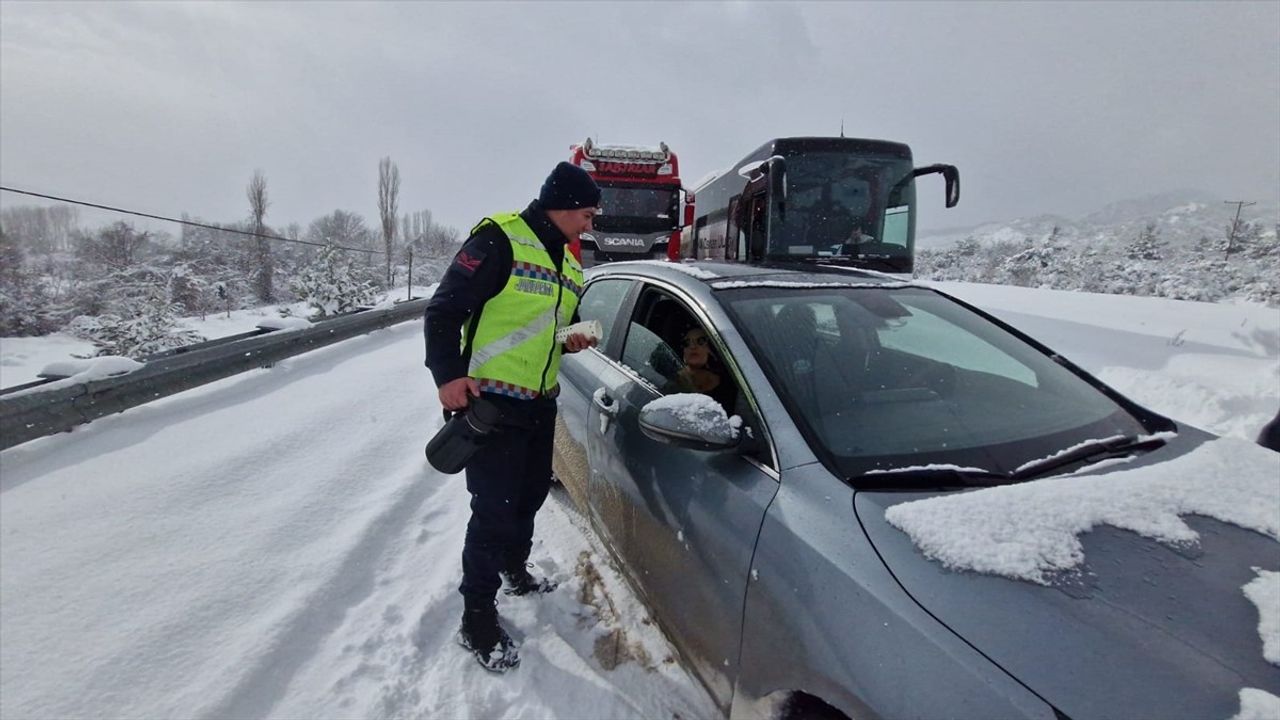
[[459, 396, 557, 605]]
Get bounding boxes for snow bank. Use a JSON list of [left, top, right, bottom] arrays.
[[1233, 688, 1280, 720], [3, 356, 146, 398], [884, 438, 1280, 584], [256, 316, 313, 331], [39, 356, 144, 380], [1243, 569, 1280, 666], [0, 333, 96, 387]]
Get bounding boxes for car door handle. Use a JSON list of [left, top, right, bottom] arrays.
[[592, 388, 617, 416]]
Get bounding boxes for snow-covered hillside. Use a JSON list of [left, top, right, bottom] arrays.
[[919, 190, 1278, 252], [916, 192, 1279, 307]]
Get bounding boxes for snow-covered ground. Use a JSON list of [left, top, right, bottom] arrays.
[[1, 282, 1277, 719]]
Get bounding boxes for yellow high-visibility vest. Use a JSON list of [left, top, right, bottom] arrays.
[[464, 212, 583, 399]]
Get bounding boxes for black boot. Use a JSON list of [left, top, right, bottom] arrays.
[[457, 601, 519, 672], [501, 562, 558, 596]]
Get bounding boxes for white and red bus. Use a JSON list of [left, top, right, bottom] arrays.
[[682, 136, 959, 275], [568, 138, 694, 266]]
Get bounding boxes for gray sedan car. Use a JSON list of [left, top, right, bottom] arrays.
[[551, 260, 1279, 720]]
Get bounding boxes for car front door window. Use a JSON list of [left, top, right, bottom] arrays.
[[576, 278, 633, 355]]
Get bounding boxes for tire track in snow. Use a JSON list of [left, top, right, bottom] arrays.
[[201, 460, 451, 720]]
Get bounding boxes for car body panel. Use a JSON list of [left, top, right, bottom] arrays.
[[858, 430, 1280, 720], [582, 358, 779, 709], [731, 463, 1056, 720]]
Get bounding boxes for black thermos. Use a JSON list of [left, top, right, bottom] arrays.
[[425, 397, 505, 474]]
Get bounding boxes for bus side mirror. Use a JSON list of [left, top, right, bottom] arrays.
[[940, 165, 960, 208], [683, 192, 695, 226], [893, 164, 961, 209], [911, 164, 960, 208]]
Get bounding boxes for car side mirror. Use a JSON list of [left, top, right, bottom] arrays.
[[639, 394, 741, 452]]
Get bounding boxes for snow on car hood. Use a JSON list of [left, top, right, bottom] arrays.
[[857, 435, 1280, 720]]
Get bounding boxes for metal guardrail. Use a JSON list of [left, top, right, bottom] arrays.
[[0, 299, 428, 451]]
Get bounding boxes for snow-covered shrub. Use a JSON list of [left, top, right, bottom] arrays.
[[66, 287, 204, 358], [289, 243, 377, 318]]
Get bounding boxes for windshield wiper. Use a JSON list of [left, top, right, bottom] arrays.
[[856, 466, 1009, 489], [1011, 435, 1166, 481]]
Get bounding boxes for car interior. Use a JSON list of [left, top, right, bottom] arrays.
[[771, 298, 964, 402], [621, 290, 740, 416]]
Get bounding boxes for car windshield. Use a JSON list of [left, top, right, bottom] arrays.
[[718, 285, 1152, 480]]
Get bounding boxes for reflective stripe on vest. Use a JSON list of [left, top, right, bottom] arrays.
[[465, 212, 583, 394]]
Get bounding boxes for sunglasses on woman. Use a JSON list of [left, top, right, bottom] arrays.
[[682, 335, 709, 349]]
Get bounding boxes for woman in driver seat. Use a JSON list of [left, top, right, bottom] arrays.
[[668, 326, 737, 412], [675, 326, 721, 395]]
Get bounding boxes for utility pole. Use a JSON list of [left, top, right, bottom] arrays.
[[1223, 200, 1256, 259]]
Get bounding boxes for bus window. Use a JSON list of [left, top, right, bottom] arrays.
[[748, 193, 768, 261], [882, 204, 910, 251], [727, 196, 742, 261]]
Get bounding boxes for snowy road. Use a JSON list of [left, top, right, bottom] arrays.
[[0, 320, 717, 720]]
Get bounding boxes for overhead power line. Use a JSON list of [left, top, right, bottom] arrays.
[[0, 185, 383, 255]]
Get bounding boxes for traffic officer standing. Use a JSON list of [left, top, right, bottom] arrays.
[[423, 161, 599, 672]]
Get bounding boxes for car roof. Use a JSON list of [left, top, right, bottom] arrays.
[[586, 260, 910, 289]]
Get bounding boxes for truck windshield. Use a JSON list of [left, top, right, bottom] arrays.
[[768, 151, 915, 269], [596, 185, 679, 232], [720, 286, 1152, 480]]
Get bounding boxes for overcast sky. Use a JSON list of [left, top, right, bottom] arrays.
[[2, 1, 1277, 237]]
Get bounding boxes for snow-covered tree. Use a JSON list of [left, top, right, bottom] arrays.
[[290, 242, 377, 318], [0, 230, 59, 335], [247, 170, 275, 303], [1126, 222, 1163, 261]]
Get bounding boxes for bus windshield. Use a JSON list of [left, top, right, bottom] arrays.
[[768, 151, 915, 267], [596, 185, 679, 232]]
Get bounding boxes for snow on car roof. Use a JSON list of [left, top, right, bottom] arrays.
[[710, 279, 918, 290], [591, 260, 908, 288]]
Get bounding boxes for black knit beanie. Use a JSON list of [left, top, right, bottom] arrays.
[[539, 161, 602, 210]]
